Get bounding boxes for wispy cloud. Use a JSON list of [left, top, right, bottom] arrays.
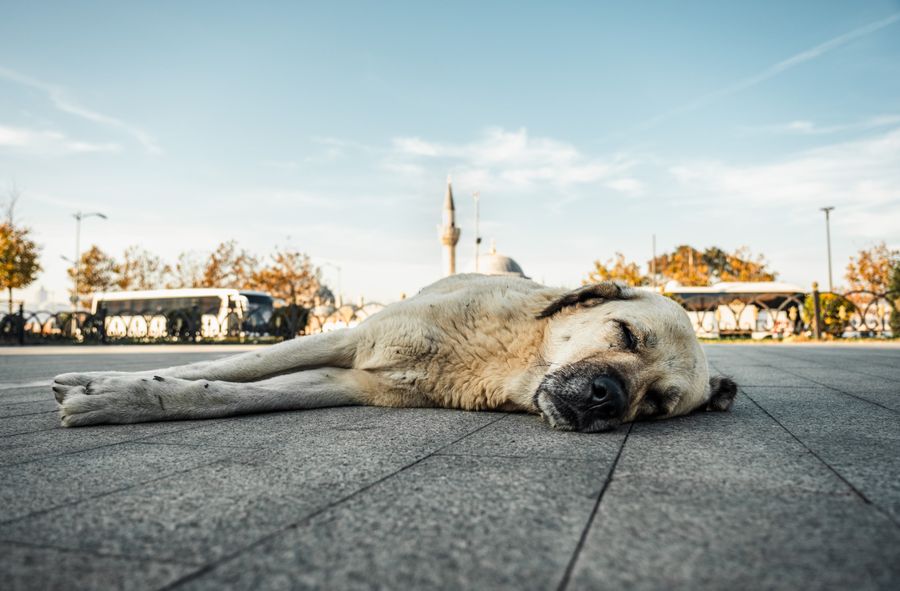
[[636, 12, 900, 132], [0, 124, 121, 155], [0, 65, 161, 154], [669, 126, 900, 237], [741, 114, 900, 136], [389, 127, 638, 192]]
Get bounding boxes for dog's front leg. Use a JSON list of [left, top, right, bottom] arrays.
[[57, 367, 382, 427], [52, 329, 360, 401]]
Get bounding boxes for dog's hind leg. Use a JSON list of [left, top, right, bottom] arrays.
[[58, 367, 385, 427], [53, 329, 360, 401]]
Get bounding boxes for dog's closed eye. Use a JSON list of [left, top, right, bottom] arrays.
[[616, 320, 638, 352]]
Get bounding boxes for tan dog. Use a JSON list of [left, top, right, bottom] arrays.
[[53, 274, 737, 431]]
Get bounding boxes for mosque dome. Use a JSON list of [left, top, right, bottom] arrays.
[[471, 241, 527, 278]]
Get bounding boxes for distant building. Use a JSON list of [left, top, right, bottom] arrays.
[[437, 179, 526, 279], [438, 177, 461, 276], [470, 240, 527, 278]]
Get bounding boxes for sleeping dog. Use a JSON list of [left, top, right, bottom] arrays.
[[53, 274, 737, 432]]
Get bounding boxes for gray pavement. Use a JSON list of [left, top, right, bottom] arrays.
[[0, 344, 898, 590]]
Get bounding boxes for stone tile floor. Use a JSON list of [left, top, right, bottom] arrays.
[[0, 345, 898, 590]]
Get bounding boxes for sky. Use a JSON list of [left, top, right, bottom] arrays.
[[1, 0, 899, 305]]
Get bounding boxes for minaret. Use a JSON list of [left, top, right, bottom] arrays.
[[438, 176, 461, 276]]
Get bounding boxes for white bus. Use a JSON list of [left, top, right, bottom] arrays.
[[90, 288, 274, 339]]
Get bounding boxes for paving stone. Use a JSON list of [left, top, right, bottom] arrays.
[[0, 386, 54, 405], [439, 412, 626, 459], [177, 455, 611, 591], [743, 385, 900, 522], [0, 419, 221, 466], [143, 405, 395, 447], [615, 395, 851, 495], [570, 478, 900, 591], [0, 345, 898, 589], [0, 542, 193, 591], [0, 442, 244, 523], [0, 411, 58, 437], [0, 399, 57, 418], [0, 410, 496, 565]]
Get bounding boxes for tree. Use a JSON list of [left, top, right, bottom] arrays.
[[0, 224, 42, 313], [118, 245, 171, 290], [890, 262, 900, 337], [250, 249, 322, 307], [719, 247, 777, 283], [585, 252, 648, 286], [0, 188, 42, 313], [67, 245, 120, 309], [201, 240, 258, 288], [648, 245, 777, 286], [650, 245, 710, 286], [845, 242, 900, 294], [168, 251, 205, 288]]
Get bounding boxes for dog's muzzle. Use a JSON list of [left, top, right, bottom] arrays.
[[534, 371, 628, 432]]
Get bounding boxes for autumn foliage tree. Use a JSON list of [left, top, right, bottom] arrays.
[[251, 249, 322, 306], [168, 252, 205, 288], [67, 245, 120, 309], [118, 246, 171, 291], [0, 224, 42, 313], [586, 252, 648, 286], [200, 240, 258, 289], [586, 245, 777, 287], [648, 245, 776, 286], [0, 195, 42, 313], [845, 242, 900, 294]]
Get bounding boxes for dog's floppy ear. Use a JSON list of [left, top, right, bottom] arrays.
[[705, 376, 738, 411], [537, 281, 634, 319]]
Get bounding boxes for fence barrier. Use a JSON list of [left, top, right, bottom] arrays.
[[1, 288, 897, 345]]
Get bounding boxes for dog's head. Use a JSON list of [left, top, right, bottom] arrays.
[[533, 281, 737, 432]]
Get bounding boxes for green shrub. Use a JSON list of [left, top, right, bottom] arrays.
[[803, 293, 856, 337], [890, 263, 900, 337]]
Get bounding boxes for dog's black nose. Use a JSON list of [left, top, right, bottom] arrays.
[[590, 375, 626, 418]]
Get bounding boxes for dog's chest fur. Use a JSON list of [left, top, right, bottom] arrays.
[[352, 275, 554, 411]]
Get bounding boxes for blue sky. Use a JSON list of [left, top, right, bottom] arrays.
[[2, 1, 899, 304]]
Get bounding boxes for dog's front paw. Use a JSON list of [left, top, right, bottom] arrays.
[[59, 392, 113, 427], [57, 377, 165, 427], [52, 371, 147, 403], [52, 373, 94, 403]]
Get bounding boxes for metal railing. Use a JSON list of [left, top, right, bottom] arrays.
[[678, 285, 898, 340], [0, 304, 310, 346], [1, 287, 897, 345]]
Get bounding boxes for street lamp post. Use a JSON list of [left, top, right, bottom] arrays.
[[70, 211, 107, 311], [473, 191, 481, 273], [320, 261, 342, 308], [820, 206, 835, 293]]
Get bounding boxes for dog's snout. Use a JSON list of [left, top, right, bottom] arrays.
[[590, 375, 626, 418]]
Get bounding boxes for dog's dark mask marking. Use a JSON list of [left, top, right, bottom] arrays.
[[537, 281, 635, 319], [534, 359, 629, 432]]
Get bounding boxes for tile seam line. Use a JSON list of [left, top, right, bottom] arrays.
[[0, 456, 239, 527], [759, 347, 900, 385], [716, 355, 898, 414], [757, 348, 900, 371], [0, 419, 229, 468], [0, 538, 203, 567], [557, 422, 633, 591], [160, 414, 508, 591], [741, 388, 900, 529], [762, 361, 898, 414]]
